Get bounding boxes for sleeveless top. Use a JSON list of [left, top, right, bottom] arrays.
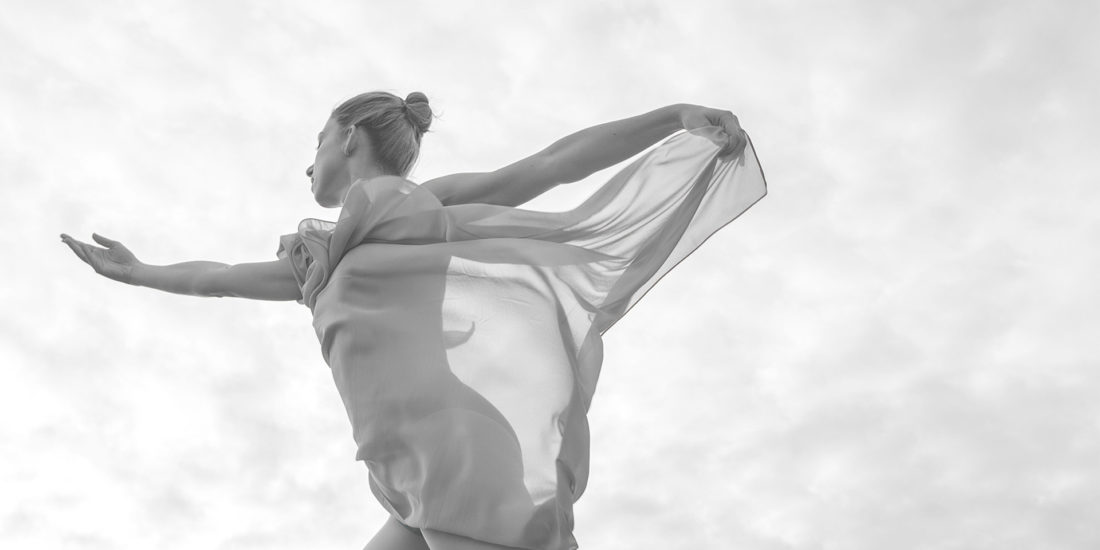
[[276, 128, 766, 550]]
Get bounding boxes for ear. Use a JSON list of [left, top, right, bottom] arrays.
[[342, 125, 358, 156]]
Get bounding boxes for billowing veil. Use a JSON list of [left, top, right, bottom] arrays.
[[277, 127, 766, 550]]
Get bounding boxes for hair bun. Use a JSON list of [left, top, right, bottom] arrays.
[[403, 91, 432, 134]]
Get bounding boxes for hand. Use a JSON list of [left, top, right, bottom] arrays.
[[679, 105, 748, 159], [60, 232, 141, 284]]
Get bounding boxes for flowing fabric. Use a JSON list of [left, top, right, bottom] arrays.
[[276, 128, 766, 550]]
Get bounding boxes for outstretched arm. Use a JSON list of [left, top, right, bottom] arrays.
[[61, 233, 301, 301], [421, 103, 746, 207]]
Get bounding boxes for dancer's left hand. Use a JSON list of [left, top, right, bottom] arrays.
[[60, 232, 141, 284], [679, 105, 747, 158]]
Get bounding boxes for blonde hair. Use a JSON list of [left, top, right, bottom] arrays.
[[332, 91, 433, 177]]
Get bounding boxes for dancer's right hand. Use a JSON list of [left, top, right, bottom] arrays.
[[679, 105, 747, 159], [60, 233, 141, 284]]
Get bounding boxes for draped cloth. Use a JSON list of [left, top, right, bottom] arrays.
[[276, 128, 766, 550]]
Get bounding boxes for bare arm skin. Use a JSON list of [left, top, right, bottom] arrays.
[[61, 233, 302, 302], [131, 258, 301, 300], [421, 103, 746, 207]]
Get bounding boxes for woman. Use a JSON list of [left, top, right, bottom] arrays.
[[61, 91, 767, 550]]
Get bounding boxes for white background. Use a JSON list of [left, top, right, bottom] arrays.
[[2, 0, 1098, 548]]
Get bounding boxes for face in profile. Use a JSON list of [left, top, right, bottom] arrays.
[[306, 116, 350, 208]]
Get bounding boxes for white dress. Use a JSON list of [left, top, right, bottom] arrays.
[[276, 128, 766, 550]]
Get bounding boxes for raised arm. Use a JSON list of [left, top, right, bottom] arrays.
[[421, 103, 747, 207], [61, 233, 301, 302]]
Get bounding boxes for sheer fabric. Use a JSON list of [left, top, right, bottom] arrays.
[[276, 128, 766, 550]]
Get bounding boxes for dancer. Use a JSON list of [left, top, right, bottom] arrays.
[[61, 91, 766, 550]]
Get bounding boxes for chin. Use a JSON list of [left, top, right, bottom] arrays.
[[312, 190, 336, 208]]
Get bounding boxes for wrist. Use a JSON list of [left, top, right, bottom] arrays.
[[668, 103, 686, 129], [670, 103, 693, 129], [127, 262, 149, 286]]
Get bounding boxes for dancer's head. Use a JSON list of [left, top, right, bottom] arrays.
[[307, 91, 432, 207]]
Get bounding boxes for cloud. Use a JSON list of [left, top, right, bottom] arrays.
[[3, 1, 1098, 549]]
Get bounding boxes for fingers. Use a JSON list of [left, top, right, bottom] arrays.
[[733, 129, 747, 154], [717, 111, 741, 134], [718, 129, 748, 159], [721, 111, 740, 130], [60, 234, 102, 267], [710, 110, 745, 158], [61, 235, 90, 265], [92, 233, 120, 248]]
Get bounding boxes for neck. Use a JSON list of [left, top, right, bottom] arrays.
[[348, 162, 387, 185], [340, 162, 388, 203]]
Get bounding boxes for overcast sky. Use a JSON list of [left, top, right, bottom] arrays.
[[2, 0, 1098, 549]]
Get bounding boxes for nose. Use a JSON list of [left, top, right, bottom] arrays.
[[306, 165, 314, 178]]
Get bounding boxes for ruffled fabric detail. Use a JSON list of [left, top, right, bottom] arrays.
[[276, 127, 766, 550]]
